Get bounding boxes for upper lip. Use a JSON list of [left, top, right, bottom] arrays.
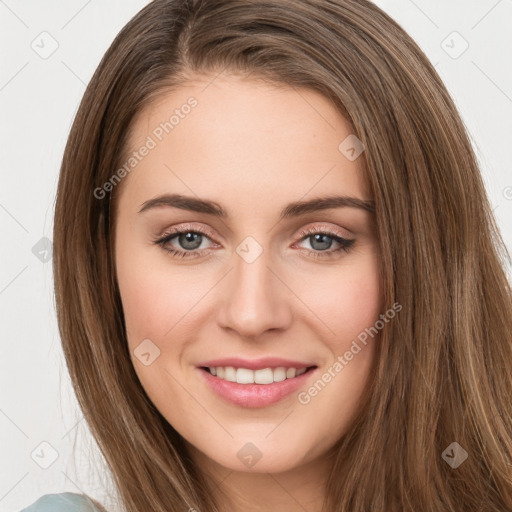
[[197, 357, 317, 371]]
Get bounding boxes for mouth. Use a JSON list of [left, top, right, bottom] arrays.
[[199, 365, 317, 384], [196, 364, 318, 408]]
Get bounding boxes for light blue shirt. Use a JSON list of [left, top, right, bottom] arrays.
[[20, 493, 103, 511]]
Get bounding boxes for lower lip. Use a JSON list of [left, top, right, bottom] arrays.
[[197, 367, 317, 408]]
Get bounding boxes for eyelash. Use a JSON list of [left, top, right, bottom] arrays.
[[153, 224, 355, 260]]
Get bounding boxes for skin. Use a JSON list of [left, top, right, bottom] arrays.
[[114, 72, 382, 512]]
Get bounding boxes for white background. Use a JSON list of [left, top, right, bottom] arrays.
[[1, 1, 511, 511]]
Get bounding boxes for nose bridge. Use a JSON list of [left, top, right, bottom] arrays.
[[216, 238, 292, 337], [234, 245, 273, 301]]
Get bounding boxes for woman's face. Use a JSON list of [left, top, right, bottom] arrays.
[[114, 73, 382, 474]]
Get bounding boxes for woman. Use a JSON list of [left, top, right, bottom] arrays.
[[22, 0, 512, 510]]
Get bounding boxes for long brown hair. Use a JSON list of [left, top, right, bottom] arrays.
[[53, 0, 512, 510]]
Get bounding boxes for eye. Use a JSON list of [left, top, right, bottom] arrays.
[[153, 224, 217, 259], [153, 223, 355, 260], [294, 225, 355, 259]]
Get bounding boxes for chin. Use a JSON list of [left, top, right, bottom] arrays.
[[186, 431, 324, 474]]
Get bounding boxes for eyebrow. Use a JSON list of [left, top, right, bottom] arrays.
[[138, 193, 375, 218]]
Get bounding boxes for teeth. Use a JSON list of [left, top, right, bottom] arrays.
[[236, 368, 254, 384], [224, 366, 236, 382], [273, 367, 286, 382], [254, 368, 273, 384], [208, 365, 311, 384]]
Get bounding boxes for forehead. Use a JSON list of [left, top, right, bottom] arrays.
[[118, 74, 371, 212]]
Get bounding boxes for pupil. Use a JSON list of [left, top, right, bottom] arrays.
[[310, 233, 332, 251], [179, 232, 202, 250]]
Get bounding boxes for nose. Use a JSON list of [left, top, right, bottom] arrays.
[[216, 246, 293, 339]]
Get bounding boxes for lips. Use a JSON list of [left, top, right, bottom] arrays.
[[196, 356, 318, 408]]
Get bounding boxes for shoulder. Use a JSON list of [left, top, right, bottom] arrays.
[[20, 492, 104, 512]]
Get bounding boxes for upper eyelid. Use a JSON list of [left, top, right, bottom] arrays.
[[295, 223, 353, 239], [158, 223, 217, 242]]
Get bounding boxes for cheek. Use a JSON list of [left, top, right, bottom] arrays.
[[297, 253, 382, 347], [332, 267, 381, 341], [291, 254, 382, 426], [115, 228, 199, 344], [117, 262, 165, 342]]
